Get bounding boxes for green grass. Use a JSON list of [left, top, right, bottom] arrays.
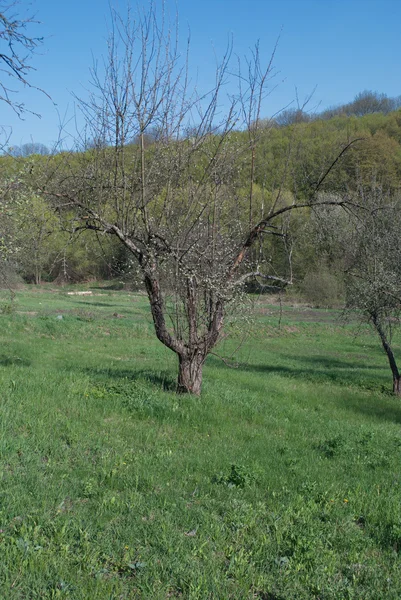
[[1, 286, 401, 598]]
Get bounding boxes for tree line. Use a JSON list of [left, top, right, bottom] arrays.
[[1, 103, 400, 287]]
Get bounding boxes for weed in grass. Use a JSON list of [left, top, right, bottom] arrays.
[[76, 310, 96, 322], [88, 378, 178, 419], [314, 435, 345, 458], [253, 592, 286, 600], [0, 354, 31, 366], [0, 300, 16, 315], [213, 463, 258, 488]]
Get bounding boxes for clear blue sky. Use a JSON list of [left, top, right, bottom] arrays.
[[2, 0, 400, 149]]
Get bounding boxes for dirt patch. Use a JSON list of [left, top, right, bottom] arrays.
[[283, 325, 300, 333]]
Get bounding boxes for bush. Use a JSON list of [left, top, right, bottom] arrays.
[[300, 268, 344, 308]]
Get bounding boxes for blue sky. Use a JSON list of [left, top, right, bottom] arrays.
[[2, 0, 400, 149]]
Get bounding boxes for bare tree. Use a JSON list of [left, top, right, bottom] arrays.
[[343, 190, 401, 394], [0, 2, 49, 299], [318, 91, 401, 121], [9, 141, 49, 156], [275, 108, 310, 127], [0, 0, 45, 117], [43, 4, 357, 394]]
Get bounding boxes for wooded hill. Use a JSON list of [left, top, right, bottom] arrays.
[[1, 100, 401, 306]]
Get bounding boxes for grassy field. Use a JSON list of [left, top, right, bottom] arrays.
[[1, 285, 401, 599]]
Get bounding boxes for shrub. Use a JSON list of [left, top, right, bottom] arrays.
[[300, 267, 344, 308]]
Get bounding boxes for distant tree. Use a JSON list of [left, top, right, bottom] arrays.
[[343, 191, 401, 394], [392, 95, 401, 111], [275, 108, 310, 127], [350, 90, 392, 117], [9, 142, 49, 156], [13, 192, 58, 284], [341, 132, 401, 195], [311, 188, 401, 395], [319, 91, 401, 121], [0, 2, 48, 290], [0, 174, 25, 288]]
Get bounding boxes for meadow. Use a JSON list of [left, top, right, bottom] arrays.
[[0, 285, 401, 599]]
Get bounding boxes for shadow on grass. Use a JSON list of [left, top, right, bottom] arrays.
[[82, 365, 177, 392], [0, 354, 31, 367], [90, 283, 125, 291], [209, 355, 401, 423], [250, 353, 382, 371], [336, 392, 401, 424], [75, 301, 129, 309], [67, 352, 401, 423], [224, 353, 385, 387]]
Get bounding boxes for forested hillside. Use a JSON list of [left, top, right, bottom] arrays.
[[1, 97, 401, 303]]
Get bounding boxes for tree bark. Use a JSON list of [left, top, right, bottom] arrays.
[[143, 265, 224, 395], [143, 267, 183, 355], [177, 352, 205, 395], [371, 313, 401, 396], [393, 376, 401, 395]]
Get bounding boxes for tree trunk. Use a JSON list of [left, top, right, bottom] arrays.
[[393, 376, 401, 396], [372, 313, 401, 396], [177, 352, 205, 395], [143, 269, 221, 395]]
